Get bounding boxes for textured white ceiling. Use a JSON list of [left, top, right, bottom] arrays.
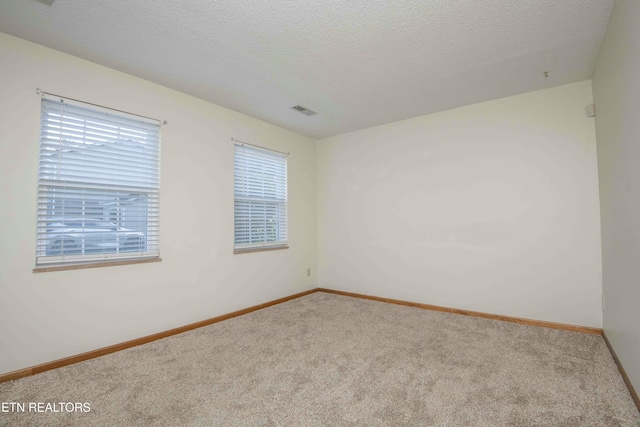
[[0, 0, 613, 139]]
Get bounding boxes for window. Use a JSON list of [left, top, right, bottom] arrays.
[[234, 143, 288, 251], [35, 94, 161, 267]]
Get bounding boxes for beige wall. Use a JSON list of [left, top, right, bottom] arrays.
[[592, 0, 640, 394], [0, 33, 318, 375], [317, 81, 602, 327]]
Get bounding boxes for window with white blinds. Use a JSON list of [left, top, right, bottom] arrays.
[[234, 143, 288, 250], [36, 94, 161, 266]]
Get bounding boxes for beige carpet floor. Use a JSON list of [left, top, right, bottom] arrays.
[[0, 292, 638, 426]]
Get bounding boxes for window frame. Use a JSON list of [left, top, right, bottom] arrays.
[[34, 93, 162, 271], [233, 142, 288, 253]]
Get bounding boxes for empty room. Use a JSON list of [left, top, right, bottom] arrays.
[[0, 0, 639, 425]]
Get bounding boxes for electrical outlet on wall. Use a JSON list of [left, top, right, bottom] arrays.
[[307, 268, 311, 277]]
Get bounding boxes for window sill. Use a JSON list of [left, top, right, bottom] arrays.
[[234, 246, 289, 255], [33, 257, 162, 273]]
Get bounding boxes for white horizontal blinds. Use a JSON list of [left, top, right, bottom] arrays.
[[234, 143, 287, 249], [36, 95, 161, 265]]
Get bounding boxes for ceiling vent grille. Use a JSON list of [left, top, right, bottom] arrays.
[[291, 105, 317, 116]]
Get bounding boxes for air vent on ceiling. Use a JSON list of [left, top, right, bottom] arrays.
[[291, 105, 317, 116]]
